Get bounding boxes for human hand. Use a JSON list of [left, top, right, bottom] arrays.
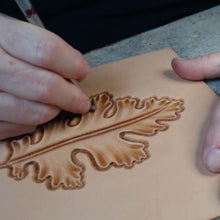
[[0, 14, 91, 140], [172, 53, 220, 173]]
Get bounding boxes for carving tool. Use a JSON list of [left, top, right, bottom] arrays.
[[14, 0, 96, 112], [14, 0, 45, 28]]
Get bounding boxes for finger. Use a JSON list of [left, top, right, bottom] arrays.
[[171, 53, 220, 80], [0, 14, 90, 81], [0, 48, 91, 113], [202, 99, 220, 173], [0, 92, 60, 125], [0, 122, 36, 140]]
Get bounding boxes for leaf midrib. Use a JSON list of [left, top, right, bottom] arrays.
[[1, 105, 169, 168]]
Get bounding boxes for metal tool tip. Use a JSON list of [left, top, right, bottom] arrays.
[[89, 102, 96, 113]]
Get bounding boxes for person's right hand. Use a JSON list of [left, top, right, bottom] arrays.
[[172, 53, 220, 173], [0, 14, 91, 140]]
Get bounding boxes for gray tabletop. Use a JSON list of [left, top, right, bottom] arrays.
[[85, 5, 220, 96]]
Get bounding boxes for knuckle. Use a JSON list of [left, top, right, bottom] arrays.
[[38, 81, 51, 101], [35, 36, 60, 67], [36, 73, 59, 101]]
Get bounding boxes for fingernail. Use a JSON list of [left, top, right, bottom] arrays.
[[206, 148, 220, 173], [172, 57, 185, 62], [79, 99, 91, 113], [171, 58, 184, 68]]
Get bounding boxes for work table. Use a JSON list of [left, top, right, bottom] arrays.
[[85, 5, 220, 96]]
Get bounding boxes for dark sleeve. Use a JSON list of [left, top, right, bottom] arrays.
[[38, 0, 219, 53], [0, 0, 24, 20], [1, 0, 219, 53]]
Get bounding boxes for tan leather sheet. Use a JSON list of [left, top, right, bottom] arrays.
[[0, 48, 219, 219]]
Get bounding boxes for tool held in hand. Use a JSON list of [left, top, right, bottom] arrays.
[[14, 0, 96, 113], [14, 0, 45, 28]]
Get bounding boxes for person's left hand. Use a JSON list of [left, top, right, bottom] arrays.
[[172, 53, 220, 173]]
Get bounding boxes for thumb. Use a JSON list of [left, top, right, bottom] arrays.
[[171, 53, 220, 80], [203, 99, 220, 173]]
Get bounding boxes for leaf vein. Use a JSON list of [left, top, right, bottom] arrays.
[[1, 106, 173, 167]]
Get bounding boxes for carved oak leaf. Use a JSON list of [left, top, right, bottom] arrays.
[[0, 92, 184, 190]]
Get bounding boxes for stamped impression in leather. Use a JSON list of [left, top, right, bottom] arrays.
[[0, 92, 184, 190]]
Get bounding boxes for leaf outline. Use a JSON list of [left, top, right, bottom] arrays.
[[0, 92, 184, 190]]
